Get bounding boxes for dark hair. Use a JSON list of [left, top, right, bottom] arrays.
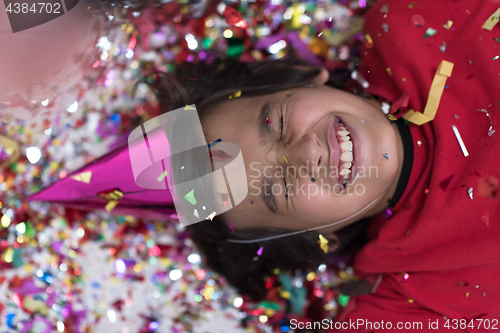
[[133, 57, 370, 299]]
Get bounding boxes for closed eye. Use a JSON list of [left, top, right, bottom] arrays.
[[279, 108, 284, 141], [278, 105, 289, 203]]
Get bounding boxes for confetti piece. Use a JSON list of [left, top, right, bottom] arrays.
[[183, 105, 196, 110], [440, 174, 455, 191], [452, 125, 469, 157], [403, 60, 454, 125], [381, 102, 391, 114], [283, 156, 289, 164], [408, 299, 414, 303], [311, 177, 315, 182], [380, 4, 389, 13], [23, 297, 49, 315], [382, 23, 389, 32], [0, 135, 20, 169], [218, 193, 229, 207], [387, 114, 397, 121], [250, 200, 253, 204], [423, 28, 436, 39], [105, 200, 119, 212], [472, 169, 482, 177], [338, 294, 350, 307], [179, 166, 185, 170], [439, 42, 447, 53], [318, 31, 323, 37], [256, 246, 263, 256], [417, 140, 422, 147], [264, 117, 271, 124], [408, 2, 415, 9], [494, 55, 500, 61], [205, 211, 216, 221], [100, 189, 124, 201], [468, 187, 473, 199], [206, 138, 222, 149], [466, 292, 470, 297], [482, 8, 500, 31], [228, 90, 242, 99], [402, 273, 410, 282], [193, 209, 199, 218], [482, 213, 490, 227], [383, 153, 389, 159], [351, 70, 370, 89], [317, 234, 329, 254], [443, 20, 453, 30], [386, 67, 392, 76], [70, 171, 93, 183], [157, 171, 168, 182], [494, 38, 500, 42], [411, 14, 425, 27], [229, 219, 234, 232], [382, 208, 393, 219], [388, 90, 410, 115], [184, 189, 197, 205]]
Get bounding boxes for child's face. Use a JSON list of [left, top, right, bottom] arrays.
[[202, 86, 402, 234]]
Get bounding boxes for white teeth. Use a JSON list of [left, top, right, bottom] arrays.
[[338, 130, 350, 136], [339, 169, 351, 176], [340, 151, 353, 162], [340, 141, 353, 152], [337, 122, 353, 186]]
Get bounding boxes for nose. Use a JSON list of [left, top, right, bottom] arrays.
[[285, 132, 325, 176]]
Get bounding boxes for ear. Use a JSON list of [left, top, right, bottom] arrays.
[[323, 232, 340, 253], [311, 67, 330, 85], [294, 65, 330, 85]]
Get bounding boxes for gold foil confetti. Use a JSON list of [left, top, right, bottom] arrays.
[[70, 171, 93, 183], [100, 189, 124, 201], [318, 234, 329, 253], [105, 200, 119, 212], [229, 90, 242, 99], [403, 60, 454, 125], [0, 135, 20, 169], [482, 8, 500, 31]]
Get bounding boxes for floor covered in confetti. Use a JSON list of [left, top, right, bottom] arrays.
[[0, 0, 371, 332]]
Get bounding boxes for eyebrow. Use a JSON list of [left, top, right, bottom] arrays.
[[258, 101, 281, 214]]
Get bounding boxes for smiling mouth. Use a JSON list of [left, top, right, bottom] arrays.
[[336, 119, 354, 185]]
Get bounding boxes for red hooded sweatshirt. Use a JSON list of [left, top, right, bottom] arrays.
[[331, 0, 500, 332]]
